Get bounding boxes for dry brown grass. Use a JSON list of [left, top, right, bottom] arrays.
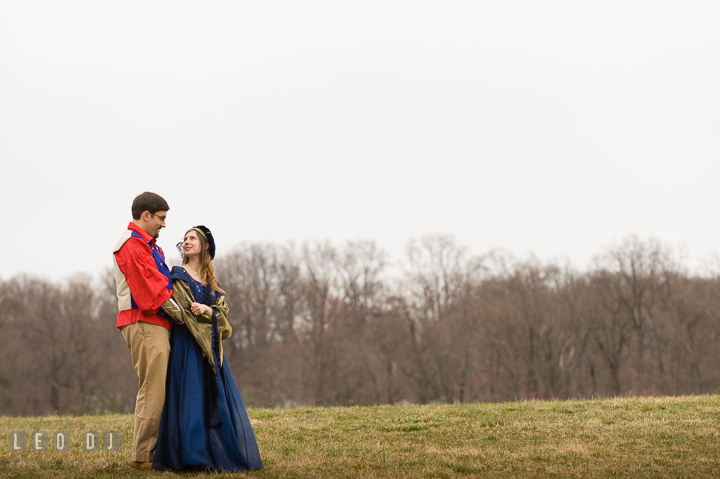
[[2, 395, 720, 478]]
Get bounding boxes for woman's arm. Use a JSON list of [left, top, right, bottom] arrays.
[[212, 295, 232, 339], [190, 302, 213, 316]]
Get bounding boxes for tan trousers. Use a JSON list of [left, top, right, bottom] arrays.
[[121, 321, 170, 463]]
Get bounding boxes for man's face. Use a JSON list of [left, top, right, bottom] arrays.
[[144, 210, 167, 239]]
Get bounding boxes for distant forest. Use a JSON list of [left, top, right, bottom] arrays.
[[1, 235, 719, 416]]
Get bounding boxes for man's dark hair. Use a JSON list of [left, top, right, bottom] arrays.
[[132, 192, 170, 220]]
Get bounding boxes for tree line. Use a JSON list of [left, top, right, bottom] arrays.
[[1, 235, 719, 416]]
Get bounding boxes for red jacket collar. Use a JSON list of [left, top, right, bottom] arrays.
[[127, 222, 156, 244]]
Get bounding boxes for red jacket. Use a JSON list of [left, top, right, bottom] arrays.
[[113, 222, 174, 330]]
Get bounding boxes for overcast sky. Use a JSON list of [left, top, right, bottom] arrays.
[[1, 1, 719, 282]]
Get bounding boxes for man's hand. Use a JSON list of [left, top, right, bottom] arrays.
[[165, 298, 181, 313], [161, 298, 183, 322]]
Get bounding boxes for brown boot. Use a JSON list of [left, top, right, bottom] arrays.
[[129, 460, 153, 470]]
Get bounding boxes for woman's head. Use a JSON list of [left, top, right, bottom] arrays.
[[178, 226, 216, 262], [177, 225, 224, 294], [190, 225, 215, 259], [181, 229, 204, 259]]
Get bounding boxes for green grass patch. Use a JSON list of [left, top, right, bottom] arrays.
[[2, 395, 720, 477]]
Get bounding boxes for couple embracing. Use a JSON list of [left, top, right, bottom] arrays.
[[113, 191, 263, 473]]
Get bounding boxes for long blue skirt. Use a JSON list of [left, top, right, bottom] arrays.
[[152, 324, 263, 472]]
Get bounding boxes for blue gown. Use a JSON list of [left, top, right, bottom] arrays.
[[153, 268, 263, 472]]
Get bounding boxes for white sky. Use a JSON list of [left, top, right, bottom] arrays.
[[1, 1, 719, 281]]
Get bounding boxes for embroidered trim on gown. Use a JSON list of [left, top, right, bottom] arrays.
[[153, 271, 263, 472]]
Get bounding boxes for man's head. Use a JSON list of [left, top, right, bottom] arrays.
[[131, 192, 169, 239]]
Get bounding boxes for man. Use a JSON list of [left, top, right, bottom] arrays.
[[113, 192, 173, 470]]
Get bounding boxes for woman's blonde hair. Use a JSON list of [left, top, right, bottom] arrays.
[[182, 228, 225, 295]]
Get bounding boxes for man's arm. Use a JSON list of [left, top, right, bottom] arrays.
[[114, 239, 173, 314]]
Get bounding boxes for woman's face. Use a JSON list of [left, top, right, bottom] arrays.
[[183, 230, 203, 258]]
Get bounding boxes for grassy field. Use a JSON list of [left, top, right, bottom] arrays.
[[1, 395, 720, 478]]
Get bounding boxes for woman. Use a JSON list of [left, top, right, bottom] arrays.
[[153, 226, 263, 472]]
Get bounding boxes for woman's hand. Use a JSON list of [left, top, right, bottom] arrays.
[[190, 302, 212, 316]]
